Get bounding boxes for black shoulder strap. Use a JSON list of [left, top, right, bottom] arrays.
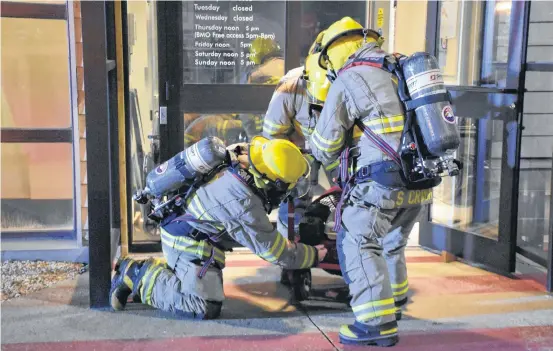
[[293, 76, 300, 116]]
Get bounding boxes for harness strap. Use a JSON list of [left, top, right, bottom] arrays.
[[160, 229, 226, 266], [405, 92, 452, 111], [198, 247, 216, 279], [339, 55, 405, 167], [354, 161, 401, 183], [287, 198, 296, 241], [354, 119, 401, 166], [228, 163, 272, 213], [334, 148, 354, 232], [339, 56, 387, 74]]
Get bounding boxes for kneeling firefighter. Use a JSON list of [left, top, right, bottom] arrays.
[[111, 136, 330, 319], [261, 31, 336, 284], [310, 17, 461, 346]]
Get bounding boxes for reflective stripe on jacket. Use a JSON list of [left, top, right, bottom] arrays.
[[310, 43, 405, 171], [262, 67, 317, 151]]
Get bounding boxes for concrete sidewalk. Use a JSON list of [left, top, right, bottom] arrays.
[[2, 248, 553, 350]]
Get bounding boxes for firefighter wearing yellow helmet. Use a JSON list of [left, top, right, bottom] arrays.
[[111, 136, 329, 318], [310, 17, 427, 347], [183, 114, 246, 147], [259, 31, 335, 285], [243, 37, 284, 85]]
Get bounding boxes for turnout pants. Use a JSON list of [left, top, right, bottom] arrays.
[[140, 237, 225, 319], [337, 182, 424, 327]]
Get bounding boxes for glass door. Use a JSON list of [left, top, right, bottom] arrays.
[[125, 0, 163, 250], [419, 0, 530, 275], [129, 0, 370, 252]]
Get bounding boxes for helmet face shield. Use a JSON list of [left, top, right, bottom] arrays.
[[305, 52, 330, 105], [289, 158, 312, 199]]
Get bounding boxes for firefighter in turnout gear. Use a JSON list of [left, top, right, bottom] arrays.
[[261, 31, 336, 285], [310, 17, 431, 347], [110, 137, 328, 319], [183, 114, 246, 147]]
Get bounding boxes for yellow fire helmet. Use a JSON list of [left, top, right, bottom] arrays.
[[304, 52, 330, 106], [248, 74, 282, 85], [249, 37, 282, 65], [318, 17, 382, 71], [248, 136, 309, 190]]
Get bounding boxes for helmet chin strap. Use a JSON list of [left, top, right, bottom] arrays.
[[325, 58, 338, 83]]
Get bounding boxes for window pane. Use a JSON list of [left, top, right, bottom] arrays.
[[431, 117, 503, 240], [436, 0, 485, 86], [183, 112, 260, 147], [181, 1, 285, 84], [517, 167, 551, 260], [1, 143, 74, 232], [479, 0, 513, 88], [299, 1, 367, 63], [393, 0, 428, 55], [1, 17, 71, 128]]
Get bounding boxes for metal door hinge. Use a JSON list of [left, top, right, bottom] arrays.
[[159, 106, 167, 125]]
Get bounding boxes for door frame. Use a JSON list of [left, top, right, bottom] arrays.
[[128, 1, 305, 252], [419, 0, 531, 276]]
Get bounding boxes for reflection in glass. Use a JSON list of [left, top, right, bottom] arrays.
[[299, 1, 367, 63], [517, 168, 551, 260], [480, 0, 512, 88], [436, 0, 484, 86], [183, 113, 262, 147], [431, 117, 503, 240], [1, 17, 71, 128], [181, 1, 285, 84], [1, 143, 74, 232], [127, 0, 161, 242]]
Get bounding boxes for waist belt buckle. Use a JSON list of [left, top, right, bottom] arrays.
[[358, 165, 371, 179], [188, 230, 203, 241]]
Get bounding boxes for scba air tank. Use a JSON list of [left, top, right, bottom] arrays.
[[402, 52, 460, 156], [145, 136, 228, 197]]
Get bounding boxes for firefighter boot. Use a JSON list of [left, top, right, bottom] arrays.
[[280, 269, 291, 286], [339, 321, 399, 347], [110, 257, 143, 311], [395, 297, 407, 321]]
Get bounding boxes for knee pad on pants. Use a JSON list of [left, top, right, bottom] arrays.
[[204, 300, 222, 319], [336, 229, 352, 285], [173, 300, 222, 320]]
